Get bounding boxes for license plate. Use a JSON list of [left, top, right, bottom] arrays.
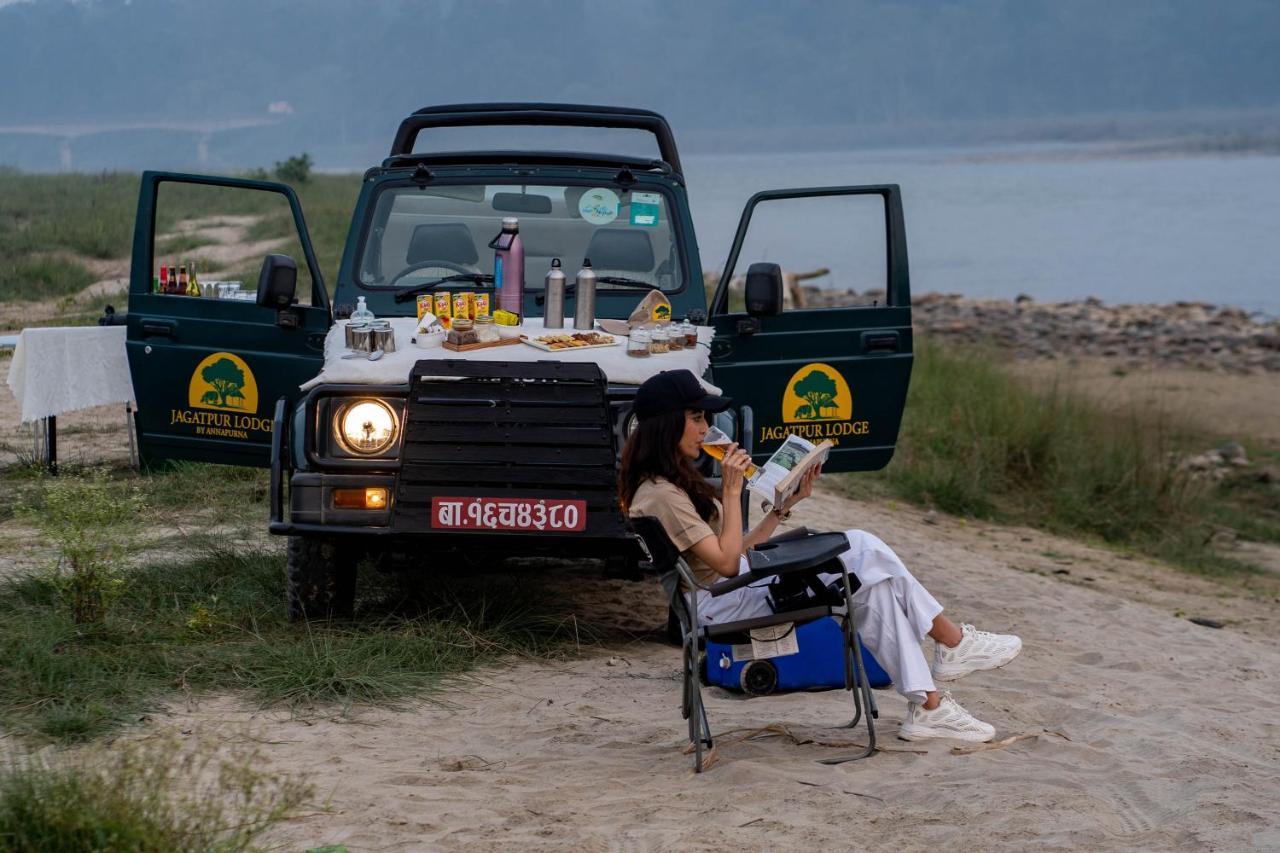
[[430, 496, 587, 532]]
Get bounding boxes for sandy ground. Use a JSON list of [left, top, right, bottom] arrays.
[[4, 309, 1280, 850], [80, 487, 1272, 853]]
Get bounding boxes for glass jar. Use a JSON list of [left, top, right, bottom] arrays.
[[473, 314, 499, 343], [681, 320, 699, 348], [626, 328, 652, 358], [447, 317, 478, 347], [665, 321, 684, 350], [649, 324, 670, 354]]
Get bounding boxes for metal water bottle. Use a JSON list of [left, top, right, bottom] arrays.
[[543, 258, 566, 329], [490, 217, 525, 316], [572, 257, 597, 331]]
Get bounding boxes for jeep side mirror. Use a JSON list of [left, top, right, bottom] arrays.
[[744, 262, 783, 317], [257, 254, 298, 310]]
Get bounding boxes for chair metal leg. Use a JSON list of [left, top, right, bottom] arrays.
[[818, 572, 877, 764]]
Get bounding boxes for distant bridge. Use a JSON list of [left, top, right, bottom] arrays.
[[0, 116, 284, 170]]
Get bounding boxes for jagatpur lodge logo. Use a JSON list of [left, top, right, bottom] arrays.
[[170, 352, 271, 439], [783, 363, 852, 422], [760, 362, 869, 444], [189, 352, 259, 412]]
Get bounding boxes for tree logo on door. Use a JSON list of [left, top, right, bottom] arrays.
[[188, 352, 259, 413], [782, 363, 852, 423]]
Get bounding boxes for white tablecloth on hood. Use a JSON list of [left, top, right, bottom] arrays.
[[299, 318, 719, 392], [6, 326, 135, 423]]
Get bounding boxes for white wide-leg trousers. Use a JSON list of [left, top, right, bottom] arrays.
[[694, 529, 942, 704]]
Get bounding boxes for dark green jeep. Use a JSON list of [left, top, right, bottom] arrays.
[[123, 103, 913, 619]]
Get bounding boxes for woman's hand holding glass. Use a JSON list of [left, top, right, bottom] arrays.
[[718, 442, 753, 497]]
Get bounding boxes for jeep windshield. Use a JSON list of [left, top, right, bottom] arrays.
[[357, 182, 684, 294]]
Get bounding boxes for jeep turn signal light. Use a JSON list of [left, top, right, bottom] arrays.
[[333, 488, 389, 510]]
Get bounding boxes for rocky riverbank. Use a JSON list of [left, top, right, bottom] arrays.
[[802, 287, 1280, 373]]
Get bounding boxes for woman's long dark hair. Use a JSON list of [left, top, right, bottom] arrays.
[[618, 409, 719, 522]]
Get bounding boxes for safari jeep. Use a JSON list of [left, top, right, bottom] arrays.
[[123, 103, 914, 619]]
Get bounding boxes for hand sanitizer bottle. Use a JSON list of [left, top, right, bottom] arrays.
[[350, 296, 374, 323]]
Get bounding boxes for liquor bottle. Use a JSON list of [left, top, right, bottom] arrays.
[[187, 261, 200, 296], [178, 264, 189, 297], [168, 265, 177, 295], [159, 265, 169, 294]]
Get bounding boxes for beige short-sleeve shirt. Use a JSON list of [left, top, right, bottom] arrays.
[[628, 477, 723, 588]]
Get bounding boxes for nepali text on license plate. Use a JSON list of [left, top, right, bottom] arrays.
[[430, 497, 587, 532]]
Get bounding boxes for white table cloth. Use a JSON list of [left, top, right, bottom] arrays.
[[6, 326, 135, 423], [300, 317, 719, 392]]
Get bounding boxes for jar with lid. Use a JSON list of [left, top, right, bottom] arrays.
[[648, 324, 671, 354], [626, 328, 652, 358], [473, 314, 499, 343], [665, 321, 684, 350], [447, 317, 479, 347], [681, 320, 699, 348]]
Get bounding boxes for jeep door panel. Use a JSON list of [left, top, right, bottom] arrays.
[[126, 173, 330, 468], [708, 185, 913, 473]]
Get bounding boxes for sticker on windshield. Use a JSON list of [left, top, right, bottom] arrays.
[[578, 188, 620, 225], [630, 192, 661, 227]]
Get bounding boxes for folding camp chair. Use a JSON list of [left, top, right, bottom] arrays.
[[629, 517, 879, 772]]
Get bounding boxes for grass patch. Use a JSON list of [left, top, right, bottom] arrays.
[[0, 255, 95, 301], [0, 537, 586, 742], [0, 170, 360, 303], [0, 738, 310, 852], [833, 338, 1280, 578]]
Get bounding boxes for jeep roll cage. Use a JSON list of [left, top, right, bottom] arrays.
[[386, 102, 684, 178]]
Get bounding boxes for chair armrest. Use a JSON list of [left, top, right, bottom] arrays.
[[707, 569, 774, 597], [764, 526, 814, 544]]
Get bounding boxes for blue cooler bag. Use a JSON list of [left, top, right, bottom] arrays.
[[703, 616, 891, 696]]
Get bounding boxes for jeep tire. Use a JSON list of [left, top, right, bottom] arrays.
[[286, 535, 357, 621]]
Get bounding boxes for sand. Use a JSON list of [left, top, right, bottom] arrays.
[[4, 329, 1280, 850], [107, 488, 1279, 852]]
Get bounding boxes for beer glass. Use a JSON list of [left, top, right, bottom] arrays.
[[701, 426, 758, 478]]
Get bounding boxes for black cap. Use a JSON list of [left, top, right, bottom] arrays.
[[633, 369, 732, 421]]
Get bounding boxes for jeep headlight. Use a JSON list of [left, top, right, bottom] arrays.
[[335, 399, 399, 455]]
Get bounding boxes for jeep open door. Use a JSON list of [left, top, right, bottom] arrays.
[[708, 186, 913, 472], [125, 172, 331, 468]]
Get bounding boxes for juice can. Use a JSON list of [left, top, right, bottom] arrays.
[[474, 293, 490, 317], [416, 294, 432, 321], [434, 292, 452, 319], [453, 292, 470, 320]]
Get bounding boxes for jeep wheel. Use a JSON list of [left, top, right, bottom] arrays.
[[286, 535, 358, 621]]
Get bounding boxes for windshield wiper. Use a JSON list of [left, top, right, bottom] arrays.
[[534, 276, 662, 305], [595, 276, 662, 290], [393, 272, 494, 303]]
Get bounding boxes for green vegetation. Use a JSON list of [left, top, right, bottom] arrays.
[[0, 738, 310, 852], [0, 466, 586, 743], [15, 469, 144, 624], [0, 170, 360, 306], [834, 339, 1280, 578], [274, 152, 314, 184]]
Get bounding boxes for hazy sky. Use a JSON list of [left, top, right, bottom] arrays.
[[2, 0, 1278, 171]]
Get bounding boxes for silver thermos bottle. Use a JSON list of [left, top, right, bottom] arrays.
[[543, 258, 566, 329], [572, 257, 597, 331]]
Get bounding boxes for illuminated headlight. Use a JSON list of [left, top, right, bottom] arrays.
[[334, 399, 399, 455]]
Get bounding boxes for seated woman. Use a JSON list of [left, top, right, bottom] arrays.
[[620, 369, 1022, 742]]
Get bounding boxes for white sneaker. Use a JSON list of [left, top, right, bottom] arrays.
[[932, 623, 1022, 682], [898, 692, 996, 743]]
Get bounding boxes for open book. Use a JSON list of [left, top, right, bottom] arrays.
[[703, 427, 833, 510]]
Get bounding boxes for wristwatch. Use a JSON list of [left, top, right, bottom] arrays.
[[767, 502, 792, 522]]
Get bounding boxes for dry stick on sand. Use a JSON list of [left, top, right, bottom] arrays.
[[949, 729, 1072, 756], [679, 722, 930, 770]]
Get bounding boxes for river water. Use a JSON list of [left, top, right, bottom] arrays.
[[682, 146, 1280, 317]]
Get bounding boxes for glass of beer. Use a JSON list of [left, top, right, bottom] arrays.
[[701, 426, 758, 478]]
